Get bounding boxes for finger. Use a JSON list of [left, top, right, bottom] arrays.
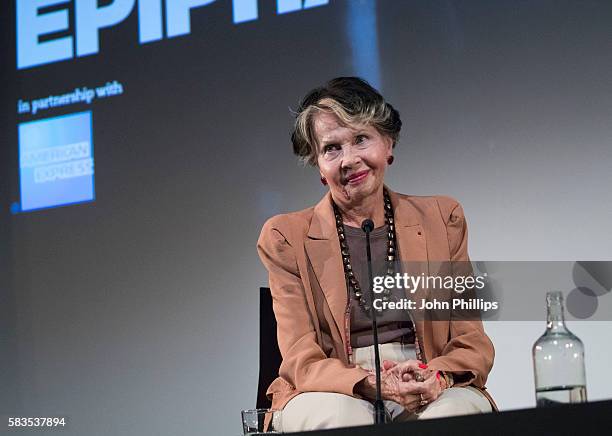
[[383, 360, 398, 370], [401, 370, 427, 382], [398, 381, 428, 395], [388, 360, 422, 379], [401, 395, 423, 413], [426, 375, 440, 389], [420, 378, 441, 400], [402, 373, 415, 382], [400, 360, 425, 373], [421, 368, 437, 380]]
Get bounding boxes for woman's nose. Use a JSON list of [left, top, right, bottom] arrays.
[[341, 146, 360, 168]]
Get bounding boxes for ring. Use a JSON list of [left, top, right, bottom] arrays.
[[419, 393, 428, 406]]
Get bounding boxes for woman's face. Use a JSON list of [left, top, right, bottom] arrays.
[[313, 111, 393, 206]]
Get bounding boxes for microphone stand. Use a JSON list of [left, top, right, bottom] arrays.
[[361, 219, 386, 425]]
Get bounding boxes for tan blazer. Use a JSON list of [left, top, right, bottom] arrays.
[[257, 187, 497, 411]]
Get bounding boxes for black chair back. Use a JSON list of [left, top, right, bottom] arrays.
[[257, 287, 282, 409]]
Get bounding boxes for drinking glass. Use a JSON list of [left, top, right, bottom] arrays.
[[241, 408, 282, 434]]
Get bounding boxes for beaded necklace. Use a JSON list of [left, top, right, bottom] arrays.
[[332, 189, 396, 313]]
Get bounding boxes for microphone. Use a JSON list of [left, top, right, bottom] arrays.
[[361, 219, 386, 425]]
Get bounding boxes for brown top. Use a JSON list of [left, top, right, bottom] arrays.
[[343, 224, 415, 348], [257, 187, 496, 411]]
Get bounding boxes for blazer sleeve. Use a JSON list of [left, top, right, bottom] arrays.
[[257, 216, 369, 398], [426, 197, 495, 388]]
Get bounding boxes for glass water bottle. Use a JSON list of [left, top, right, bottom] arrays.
[[532, 291, 587, 407]]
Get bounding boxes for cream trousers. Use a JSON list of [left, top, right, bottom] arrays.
[[280, 342, 491, 432]]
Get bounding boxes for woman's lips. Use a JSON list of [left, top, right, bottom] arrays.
[[346, 170, 369, 185]]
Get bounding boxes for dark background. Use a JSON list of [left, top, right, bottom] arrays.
[[2, 1, 612, 434]]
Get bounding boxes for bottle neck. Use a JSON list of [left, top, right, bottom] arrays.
[[546, 295, 567, 332]]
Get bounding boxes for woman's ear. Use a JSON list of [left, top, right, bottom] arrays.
[[385, 136, 394, 165]]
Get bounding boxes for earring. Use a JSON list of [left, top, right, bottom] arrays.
[[320, 177, 328, 186], [387, 156, 394, 165]]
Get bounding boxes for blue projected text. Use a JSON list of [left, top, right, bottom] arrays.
[[17, 0, 329, 70]]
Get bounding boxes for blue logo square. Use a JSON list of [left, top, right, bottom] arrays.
[[18, 111, 95, 212]]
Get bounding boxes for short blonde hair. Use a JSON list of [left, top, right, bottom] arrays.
[[291, 77, 401, 166]]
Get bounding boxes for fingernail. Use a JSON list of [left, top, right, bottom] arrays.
[[436, 371, 441, 380], [419, 364, 428, 369]]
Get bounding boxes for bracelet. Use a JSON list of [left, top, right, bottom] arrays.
[[440, 371, 454, 389], [436, 371, 453, 390]]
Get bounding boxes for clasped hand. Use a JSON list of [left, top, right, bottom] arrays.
[[363, 359, 444, 413]]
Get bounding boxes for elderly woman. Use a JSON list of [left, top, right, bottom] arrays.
[[257, 77, 495, 432]]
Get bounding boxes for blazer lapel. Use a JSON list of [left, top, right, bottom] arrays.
[[304, 188, 431, 357], [386, 188, 430, 349], [304, 193, 348, 342]]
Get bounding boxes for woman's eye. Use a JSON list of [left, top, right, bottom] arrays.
[[324, 144, 339, 153], [355, 135, 367, 144]]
